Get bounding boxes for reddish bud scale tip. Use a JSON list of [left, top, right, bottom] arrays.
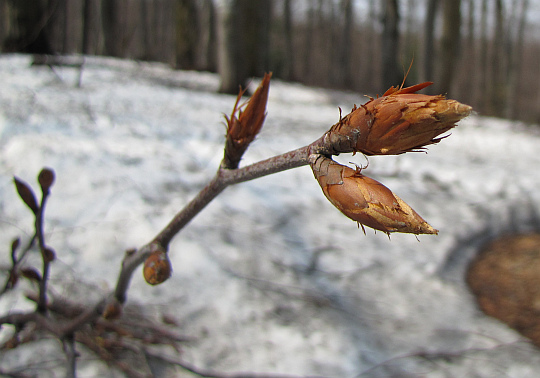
[[223, 73, 272, 169], [310, 155, 438, 235], [143, 249, 172, 285], [324, 82, 472, 156]]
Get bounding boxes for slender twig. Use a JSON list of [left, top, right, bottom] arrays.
[[0, 234, 37, 296], [36, 190, 51, 314], [113, 143, 316, 306], [0, 311, 61, 336], [142, 349, 320, 378], [62, 335, 77, 378], [155, 144, 313, 248]]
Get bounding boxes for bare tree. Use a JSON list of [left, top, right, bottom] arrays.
[[336, 0, 354, 89], [381, 0, 401, 90], [281, 0, 295, 81], [423, 0, 438, 87], [216, 0, 246, 93], [437, 0, 462, 95], [2, 0, 54, 54], [82, 0, 102, 55], [216, 0, 271, 94], [490, 0, 505, 114], [175, 0, 198, 69], [506, 0, 529, 119], [195, 0, 217, 72], [476, 0, 489, 111]]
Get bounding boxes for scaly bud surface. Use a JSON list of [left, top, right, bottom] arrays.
[[310, 154, 438, 235], [323, 82, 472, 155], [223, 73, 272, 169]]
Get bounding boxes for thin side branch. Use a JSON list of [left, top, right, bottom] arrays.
[[113, 144, 314, 305]]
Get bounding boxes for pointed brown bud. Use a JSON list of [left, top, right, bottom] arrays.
[[323, 82, 472, 155], [103, 299, 123, 320], [223, 73, 272, 169], [143, 248, 172, 285], [310, 155, 438, 235]]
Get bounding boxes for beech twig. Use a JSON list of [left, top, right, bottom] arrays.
[[1, 74, 473, 377]]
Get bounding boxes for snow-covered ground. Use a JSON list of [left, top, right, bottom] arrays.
[[1, 54, 540, 377]]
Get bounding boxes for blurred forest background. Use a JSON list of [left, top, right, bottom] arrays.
[[0, 0, 538, 122]]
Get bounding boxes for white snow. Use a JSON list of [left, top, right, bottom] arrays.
[[1, 54, 540, 377]]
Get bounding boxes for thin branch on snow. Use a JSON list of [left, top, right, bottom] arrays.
[[112, 143, 319, 305]]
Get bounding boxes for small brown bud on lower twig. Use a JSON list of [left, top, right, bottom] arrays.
[[324, 82, 472, 155], [310, 155, 438, 235], [103, 300, 123, 320], [143, 248, 172, 285]]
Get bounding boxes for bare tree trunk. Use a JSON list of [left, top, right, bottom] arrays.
[[490, 0, 505, 115], [3, 0, 53, 54], [364, 0, 378, 91], [337, 0, 353, 89], [506, 0, 529, 119], [175, 0, 198, 69], [82, 0, 102, 55], [63, 0, 83, 53], [423, 0, 438, 91], [302, 2, 316, 82], [282, 0, 295, 81], [216, 0, 271, 94], [243, 0, 271, 77], [437, 0, 461, 95], [195, 0, 216, 72], [216, 0, 246, 93], [101, 0, 120, 56], [477, 0, 489, 111], [381, 0, 401, 90]]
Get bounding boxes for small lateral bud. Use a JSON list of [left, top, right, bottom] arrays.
[[143, 248, 172, 285], [310, 154, 438, 235], [103, 300, 123, 320]]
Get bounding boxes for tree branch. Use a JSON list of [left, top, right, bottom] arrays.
[[113, 143, 315, 305]]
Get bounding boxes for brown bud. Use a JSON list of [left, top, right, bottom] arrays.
[[310, 155, 438, 235], [13, 176, 39, 215], [43, 247, 56, 263], [143, 249, 172, 285], [21, 267, 42, 282], [38, 168, 55, 194], [324, 82, 472, 155], [103, 300, 123, 320], [223, 73, 272, 169]]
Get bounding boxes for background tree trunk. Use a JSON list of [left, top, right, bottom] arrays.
[[82, 0, 102, 55], [437, 0, 461, 95], [216, 0, 271, 94], [282, 0, 295, 81], [490, 0, 505, 114], [337, 0, 353, 89], [506, 0, 529, 119], [195, 0, 216, 72], [381, 0, 401, 90], [423, 0, 438, 89], [216, 0, 246, 94], [175, 0, 198, 69], [476, 0, 489, 111], [3, 0, 53, 54]]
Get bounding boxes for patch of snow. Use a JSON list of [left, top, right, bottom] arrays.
[[1, 54, 540, 377]]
